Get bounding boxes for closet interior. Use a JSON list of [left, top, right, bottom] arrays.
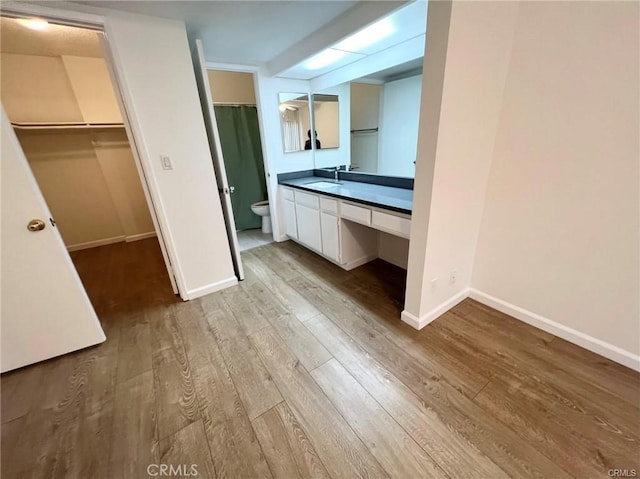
[[1, 17, 157, 253]]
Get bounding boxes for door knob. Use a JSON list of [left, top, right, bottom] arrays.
[[27, 219, 46, 232]]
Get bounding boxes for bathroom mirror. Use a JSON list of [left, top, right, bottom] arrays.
[[278, 92, 311, 153], [310, 94, 339, 150], [349, 58, 423, 177]]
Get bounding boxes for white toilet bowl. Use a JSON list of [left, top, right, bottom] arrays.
[[250, 200, 272, 234]]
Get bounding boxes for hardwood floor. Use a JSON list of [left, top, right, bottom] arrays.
[[2, 238, 639, 478]]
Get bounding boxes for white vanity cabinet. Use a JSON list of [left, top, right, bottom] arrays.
[[279, 185, 410, 270]]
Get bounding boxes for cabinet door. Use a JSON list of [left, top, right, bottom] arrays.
[[283, 199, 298, 239], [321, 212, 340, 262], [296, 204, 322, 252]]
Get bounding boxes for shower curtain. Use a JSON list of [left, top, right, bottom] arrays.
[[214, 105, 267, 231]]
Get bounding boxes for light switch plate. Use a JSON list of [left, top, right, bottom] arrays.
[[161, 155, 173, 170]]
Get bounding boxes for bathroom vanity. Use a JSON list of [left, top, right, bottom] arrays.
[[278, 171, 412, 270]]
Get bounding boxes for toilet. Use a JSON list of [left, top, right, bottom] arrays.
[[250, 200, 272, 234]]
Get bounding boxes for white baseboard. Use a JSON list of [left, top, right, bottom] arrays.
[[67, 231, 157, 251], [341, 254, 377, 271], [67, 235, 126, 252], [469, 288, 640, 372], [401, 289, 470, 330], [125, 231, 156, 242], [400, 310, 423, 329], [286, 238, 376, 271], [185, 276, 238, 300]]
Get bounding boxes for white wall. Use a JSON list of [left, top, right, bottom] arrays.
[[0, 53, 83, 123], [104, 11, 236, 298], [92, 129, 156, 241], [350, 82, 380, 173], [62, 55, 123, 123], [406, 0, 639, 369], [404, 1, 518, 326], [472, 2, 640, 361], [208, 70, 256, 104], [378, 74, 422, 177]]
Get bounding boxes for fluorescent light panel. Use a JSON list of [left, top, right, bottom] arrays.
[[301, 16, 396, 72], [17, 18, 49, 31], [334, 18, 395, 53], [303, 48, 348, 70]]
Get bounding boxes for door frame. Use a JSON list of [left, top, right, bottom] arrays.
[[1, 2, 181, 296], [204, 61, 275, 243]]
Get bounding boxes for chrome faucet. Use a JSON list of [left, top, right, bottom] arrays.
[[334, 166, 340, 182]]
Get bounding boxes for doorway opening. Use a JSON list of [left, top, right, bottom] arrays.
[[0, 16, 178, 317], [206, 69, 273, 252]]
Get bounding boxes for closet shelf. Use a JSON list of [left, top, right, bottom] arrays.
[[11, 122, 125, 130]]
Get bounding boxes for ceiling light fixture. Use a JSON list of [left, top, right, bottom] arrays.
[[16, 18, 49, 31], [334, 18, 395, 53], [303, 48, 348, 71]]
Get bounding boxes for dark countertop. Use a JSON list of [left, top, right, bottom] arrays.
[[279, 176, 413, 215]]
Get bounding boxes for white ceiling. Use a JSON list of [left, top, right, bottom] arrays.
[[278, 1, 427, 82], [3, 1, 423, 87], [0, 17, 103, 58], [72, 0, 360, 65]]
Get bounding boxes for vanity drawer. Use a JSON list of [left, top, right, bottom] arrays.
[[372, 210, 411, 238], [295, 190, 319, 209], [341, 202, 371, 225], [281, 187, 295, 201], [320, 197, 338, 214]]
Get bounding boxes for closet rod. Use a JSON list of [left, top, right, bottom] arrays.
[[350, 128, 379, 134]]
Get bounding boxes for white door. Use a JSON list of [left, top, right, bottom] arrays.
[[191, 39, 244, 281], [1, 107, 105, 373], [321, 212, 340, 262]]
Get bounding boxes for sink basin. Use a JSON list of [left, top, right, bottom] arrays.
[[304, 181, 343, 188]]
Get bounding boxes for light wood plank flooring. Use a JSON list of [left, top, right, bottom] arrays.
[[2, 238, 639, 478]]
